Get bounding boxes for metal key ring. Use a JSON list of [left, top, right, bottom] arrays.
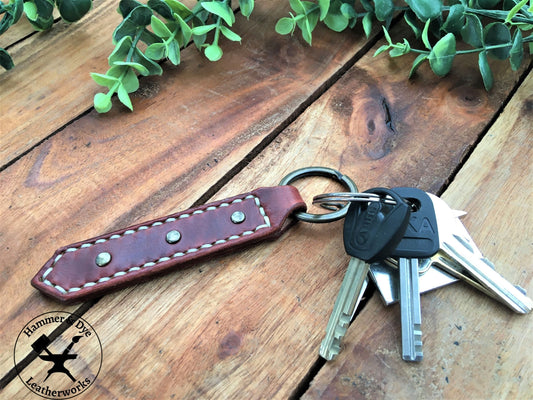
[[279, 167, 358, 223]]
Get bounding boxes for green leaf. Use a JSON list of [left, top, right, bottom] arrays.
[[201, 1, 235, 26], [55, 0, 93, 23], [145, 42, 167, 59], [509, 29, 523, 70], [323, 0, 349, 32], [219, 25, 241, 42], [23, 1, 38, 21], [374, 44, 390, 57], [275, 17, 295, 35], [374, 0, 394, 22], [362, 12, 372, 38], [175, 13, 192, 43], [296, 15, 314, 45], [191, 23, 216, 35], [151, 15, 172, 37], [409, 53, 428, 78], [404, 10, 422, 38], [505, 0, 528, 23], [442, 4, 465, 35], [24, 0, 54, 30], [461, 14, 483, 48], [90, 72, 119, 89], [382, 26, 392, 44], [147, 0, 173, 19], [422, 18, 431, 49], [94, 92, 113, 113], [127, 4, 153, 26], [239, 0, 254, 18], [404, 0, 443, 22], [164, 0, 192, 18], [484, 22, 512, 60], [106, 64, 130, 79], [478, 51, 493, 90], [167, 39, 180, 64], [318, 0, 329, 20], [117, 84, 133, 110], [114, 61, 150, 75], [389, 39, 411, 57], [289, 0, 306, 14], [0, 0, 24, 35], [131, 47, 163, 75], [204, 43, 223, 61], [109, 36, 133, 65], [113, 5, 153, 42], [0, 48, 15, 70], [340, 3, 356, 20], [118, 0, 144, 17], [476, 0, 501, 8], [121, 68, 140, 92], [428, 32, 456, 76]]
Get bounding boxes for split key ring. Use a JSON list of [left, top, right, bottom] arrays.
[[279, 167, 358, 223]]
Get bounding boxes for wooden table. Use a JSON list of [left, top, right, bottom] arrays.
[[1, 1, 531, 398]]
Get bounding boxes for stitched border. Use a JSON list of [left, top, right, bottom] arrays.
[[41, 195, 271, 294]]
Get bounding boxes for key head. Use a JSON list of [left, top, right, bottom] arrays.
[[391, 187, 439, 258], [344, 188, 411, 263]]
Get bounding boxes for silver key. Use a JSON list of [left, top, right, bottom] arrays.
[[319, 258, 369, 360], [319, 187, 412, 360], [398, 258, 423, 361], [428, 193, 533, 314]]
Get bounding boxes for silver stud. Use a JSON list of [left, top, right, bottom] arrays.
[[166, 230, 181, 244], [95, 252, 112, 267], [231, 211, 246, 224]]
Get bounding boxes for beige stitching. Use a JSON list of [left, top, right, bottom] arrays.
[[42, 195, 270, 294]]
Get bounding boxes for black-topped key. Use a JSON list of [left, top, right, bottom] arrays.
[[391, 187, 439, 362], [320, 188, 411, 360]]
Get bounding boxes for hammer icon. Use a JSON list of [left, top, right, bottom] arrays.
[[31, 334, 82, 382]]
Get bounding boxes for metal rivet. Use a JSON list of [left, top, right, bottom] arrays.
[[231, 211, 246, 224], [166, 230, 181, 244], [95, 252, 112, 267]]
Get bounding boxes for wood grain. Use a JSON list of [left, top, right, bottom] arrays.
[[303, 71, 533, 400], [0, 0, 371, 381], [4, 36, 528, 400], [0, 2, 530, 399]]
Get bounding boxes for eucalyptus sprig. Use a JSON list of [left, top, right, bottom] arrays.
[[0, 0, 93, 70], [90, 0, 250, 112], [93, 0, 531, 113], [276, 0, 532, 90]]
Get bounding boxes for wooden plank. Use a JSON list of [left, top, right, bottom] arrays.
[[0, 0, 371, 380], [1, 10, 529, 400], [303, 71, 533, 399], [3, 31, 527, 399]]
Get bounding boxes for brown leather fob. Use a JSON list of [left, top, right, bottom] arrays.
[[32, 186, 306, 303]]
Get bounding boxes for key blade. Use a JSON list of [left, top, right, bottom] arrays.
[[441, 239, 533, 314], [319, 258, 369, 361], [399, 258, 423, 361], [428, 194, 533, 314]]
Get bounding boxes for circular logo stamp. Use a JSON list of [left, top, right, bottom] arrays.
[[14, 311, 102, 399]]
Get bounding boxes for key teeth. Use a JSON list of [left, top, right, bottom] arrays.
[[515, 285, 527, 296], [319, 339, 341, 361]]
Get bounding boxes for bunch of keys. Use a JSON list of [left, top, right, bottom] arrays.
[[315, 187, 533, 362]]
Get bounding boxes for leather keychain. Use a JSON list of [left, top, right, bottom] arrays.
[[32, 167, 357, 303]]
